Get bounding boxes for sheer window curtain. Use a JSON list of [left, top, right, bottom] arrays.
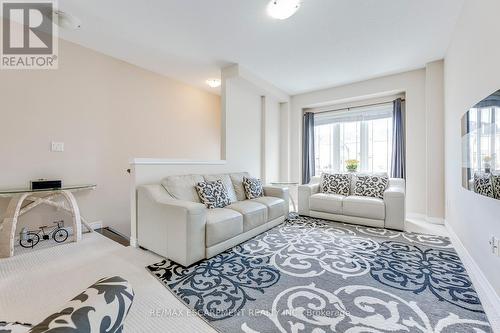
[[302, 112, 315, 184], [391, 98, 406, 178]]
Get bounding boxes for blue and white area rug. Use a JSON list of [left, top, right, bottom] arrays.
[[147, 216, 492, 332]]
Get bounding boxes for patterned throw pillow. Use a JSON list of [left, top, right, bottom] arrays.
[[493, 174, 500, 199], [474, 173, 494, 198], [28, 276, 134, 333], [0, 321, 31, 333], [195, 180, 231, 209], [243, 177, 264, 199], [321, 173, 351, 196], [353, 175, 389, 199]]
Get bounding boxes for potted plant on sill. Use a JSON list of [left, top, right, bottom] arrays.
[[346, 159, 359, 173]]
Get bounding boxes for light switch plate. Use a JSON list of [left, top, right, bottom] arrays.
[[51, 141, 64, 152]]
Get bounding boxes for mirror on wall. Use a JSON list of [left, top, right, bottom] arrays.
[[461, 89, 500, 199]]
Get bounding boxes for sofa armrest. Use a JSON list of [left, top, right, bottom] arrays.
[[384, 178, 406, 231], [28, 276, 134, 333], [137, 185, 206, 266], [263, 186, 290, 215], [298, 183, 320, 215], [263, 186, 289, 201]]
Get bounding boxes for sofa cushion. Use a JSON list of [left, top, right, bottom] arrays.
[[321, 173, 351, 196], [162, 174, 204, 202], [229, 172, 251, 201], [309, 193, 344, 214], [251, 196, 286, 220], [195, 180, 232, 209], [203, 174, 238, 203], [343, 195, 385, 220], [205, 208, 243, 247], [243, 177, 264, 199], [227, 201, 268, 232], [353, 175, 388, 199]]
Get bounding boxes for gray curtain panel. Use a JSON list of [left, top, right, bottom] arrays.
[[302, 112, 315, 184], [391, 98, 406, 179]]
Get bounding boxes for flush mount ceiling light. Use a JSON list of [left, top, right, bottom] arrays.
[[267, 0, 301, 20], [54, 10, 81, 30], [206, 79, 221, 88]]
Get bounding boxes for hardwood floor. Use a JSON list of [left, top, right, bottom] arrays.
[[95, 227, 129, 246]]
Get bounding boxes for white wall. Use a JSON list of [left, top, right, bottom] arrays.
[[279, 102, 291, 181], [444, 0, 500, 296], [130, 66, 289, 243], [425, 60, 445, 221], [290, 69, 437, 218], [263, 95, 281, 183], [224, 78, 263, 178], [0, 38, 221, 237]]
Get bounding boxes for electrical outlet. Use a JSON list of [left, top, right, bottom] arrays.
[[489, 237, 500, 256], [51, 141, 64, 152]]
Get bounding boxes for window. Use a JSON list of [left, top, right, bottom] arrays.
[[467, 106, 499, 172], [314, 103, 393, 175]]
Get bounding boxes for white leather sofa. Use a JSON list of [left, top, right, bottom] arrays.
[[298, 176, 405, 230], [137, 172, 289, 267]]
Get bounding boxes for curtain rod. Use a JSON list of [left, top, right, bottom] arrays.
[[306, 98, 405, 115]]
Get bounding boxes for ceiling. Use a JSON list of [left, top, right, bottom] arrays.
[[58, 0, 464, 95]]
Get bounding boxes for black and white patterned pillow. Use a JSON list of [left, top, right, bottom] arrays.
[[474, 173, 494, 198], [243, 177, 264, 199], [28, 276, 133, 333], [196, 180, 231, 209], [493, 174, 500, 199], [321, 173, 351, 196], [353, 175, 388, 199], [0, 321, 31, 333]]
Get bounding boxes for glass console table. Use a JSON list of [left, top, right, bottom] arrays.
[[0, 184, 96, 258], [0, 184, 96, 196]]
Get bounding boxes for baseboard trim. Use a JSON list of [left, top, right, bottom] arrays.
[[406, 213, 445, 225], [425, 216, 445, 225], [446, 221, 500, 331], [67, 221, 103, 235]]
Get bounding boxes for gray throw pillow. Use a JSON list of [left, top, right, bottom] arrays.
[[196, 180, 231, 209], [321, 173, 351, 196], [353, 175, 388, 199], [243, 177, 264, 199]]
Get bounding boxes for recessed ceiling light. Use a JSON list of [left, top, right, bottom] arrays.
[[267, 0, 301, 20], [206, 79, 221, 88]]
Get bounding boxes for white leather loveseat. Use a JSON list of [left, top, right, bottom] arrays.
[[298, 175, 405, 230], [137, 172, 289, 266]]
